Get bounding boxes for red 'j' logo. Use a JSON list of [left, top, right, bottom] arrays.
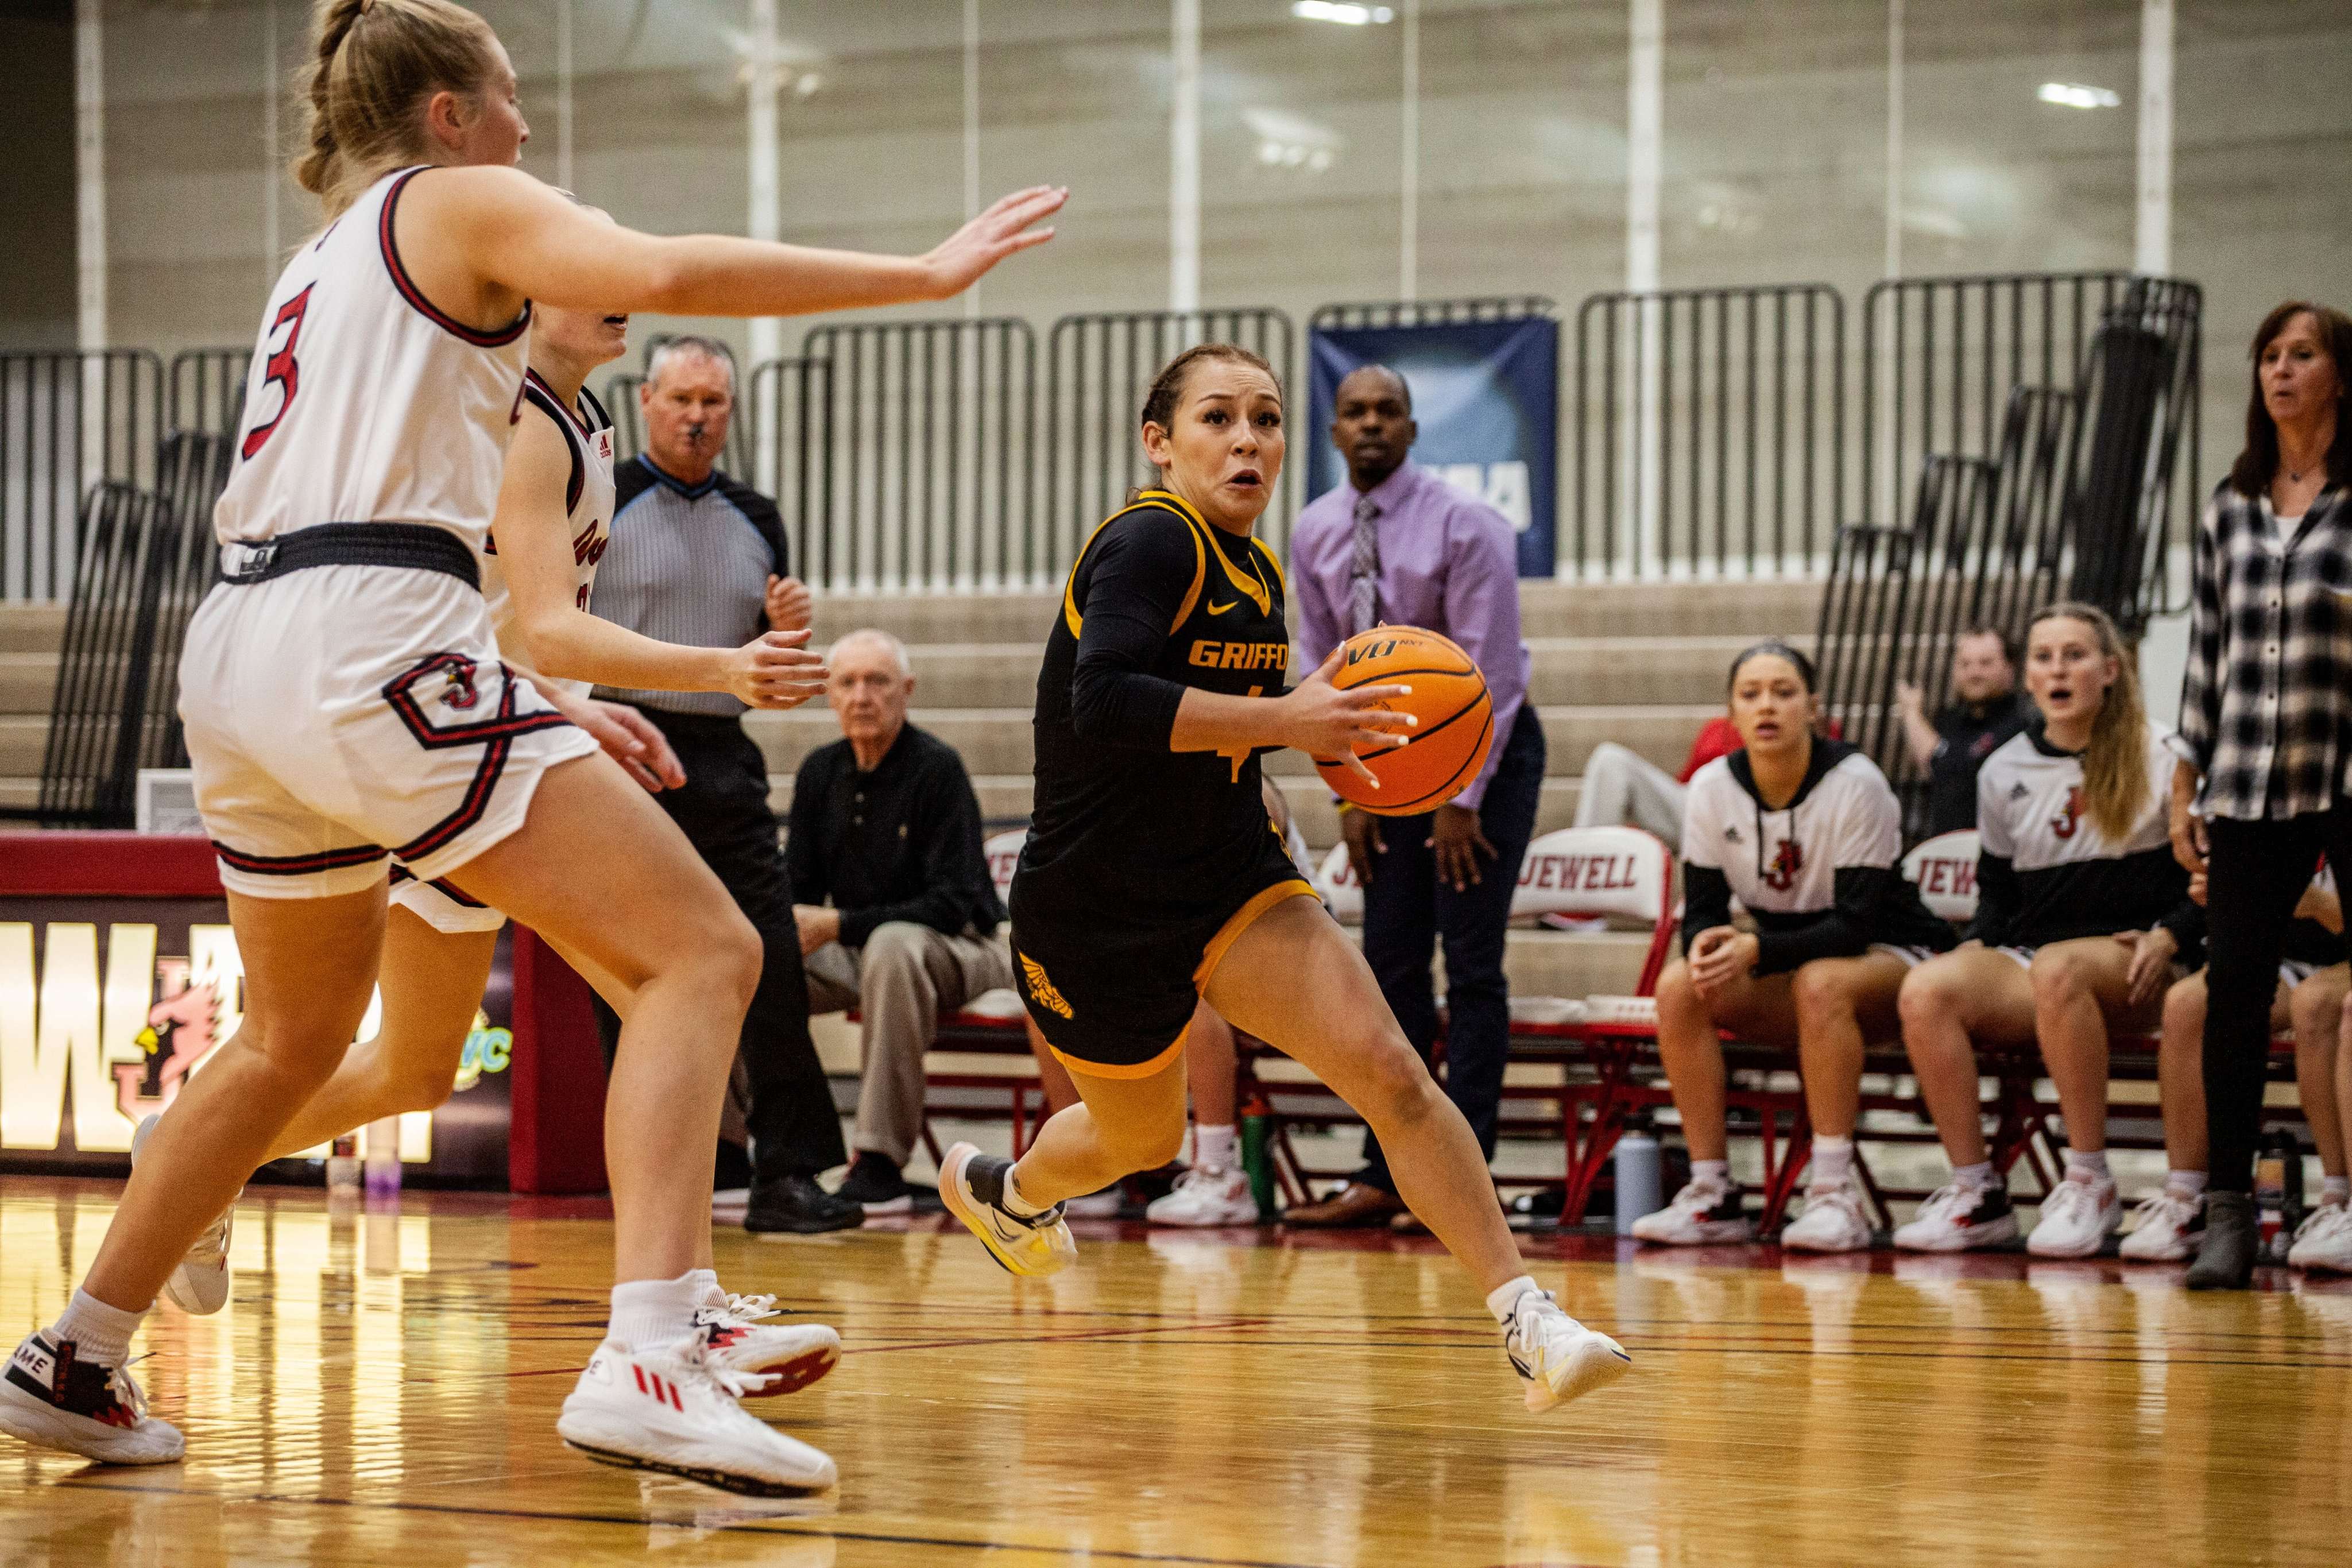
[[2052, 785, 2084, 841], [1762, 838, 1804, 893]]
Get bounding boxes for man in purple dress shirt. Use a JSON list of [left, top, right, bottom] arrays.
[[1282, 365, 1544, 1229]]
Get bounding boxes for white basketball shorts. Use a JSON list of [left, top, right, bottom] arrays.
[[178, 563, 597, 900], [388, 865, 508, 934]]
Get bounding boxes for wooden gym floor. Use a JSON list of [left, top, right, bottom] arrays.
[[4, 1179, 2349, 1567]]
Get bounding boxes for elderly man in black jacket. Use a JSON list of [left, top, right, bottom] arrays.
[[789, 628, 1011, 1213]]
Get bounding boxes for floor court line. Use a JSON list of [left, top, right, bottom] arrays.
[[52, 1481, 1342, 1568]]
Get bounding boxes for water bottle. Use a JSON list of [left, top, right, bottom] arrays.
[[326, 1133, 362, 1196], [1240, 1094, 1276, 1221], [2255, 1130, 2304, 1264], [1614, 1125, 1663, 1237], [363, 1117, 402, 1203]]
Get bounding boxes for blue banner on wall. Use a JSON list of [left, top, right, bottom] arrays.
[[1306, 318, 1558, 578]]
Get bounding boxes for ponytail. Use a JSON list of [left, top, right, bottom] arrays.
[[2029, 602, 2149, 843], [294, 0, 501, 218]]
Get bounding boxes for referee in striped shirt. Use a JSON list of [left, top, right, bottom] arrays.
[[591, 335, 862, 1235]]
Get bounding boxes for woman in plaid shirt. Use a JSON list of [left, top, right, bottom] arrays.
[[2169, 300, 2352, 1290]]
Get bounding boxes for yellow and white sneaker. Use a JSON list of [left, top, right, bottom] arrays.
[[937, 1143, 1077, 1277], [1502, 1289, 1633, 1413]]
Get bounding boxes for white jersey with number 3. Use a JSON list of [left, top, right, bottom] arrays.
[[482, 372, 616, 699], [213, 165, 531, 553]]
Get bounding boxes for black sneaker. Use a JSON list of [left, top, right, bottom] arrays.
[[0, 1333, 183, 1464], [836, 1153, 915, 1215], [744, 1174, 866, 1235]]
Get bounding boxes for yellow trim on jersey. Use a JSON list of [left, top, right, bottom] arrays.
[[1193, 878, 1318, 988], [1139, 489, 1274, 622], [1061, 496, 1208, 640], [1053, 1019, 1192, 1081]]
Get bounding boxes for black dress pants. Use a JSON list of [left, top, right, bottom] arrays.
[[591, 707, 844, 1182], [2201, 806, 2352, 1192], [1354, 704, 1547, 1195]]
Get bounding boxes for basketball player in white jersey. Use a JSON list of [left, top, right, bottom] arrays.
[[0, 0, 1062, 1496], [127, 269, 846, 1401]]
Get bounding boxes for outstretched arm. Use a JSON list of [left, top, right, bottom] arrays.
[[497, 411, 823, 708], [399, 169, 1065, 334]]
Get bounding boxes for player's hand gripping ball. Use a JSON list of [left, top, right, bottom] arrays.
[[1313, 626, 1494, 816]]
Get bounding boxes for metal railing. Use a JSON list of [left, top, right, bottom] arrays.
[[169, 347, 250, 441], [744, 356, 832, 587], [1, 350, 165, 602], [801, 318, 1038, 593], [1572, 284, 1844, 580], [2, 273, 2213, 606], [1860, 271, 2200, 610], [1309, 296, 1554, 329], [1820, 278, 2202, 833], [1045, 307, 1296, 569]]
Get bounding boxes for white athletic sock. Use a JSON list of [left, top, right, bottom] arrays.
[[1809, 1137, 1855, 1188], [2325, 1176, 2351, 1207], [52, 1289, 144, 1366], [1953, 1160, 1997, 1192], [2167, 1170, 2209, 1201], [609, 1271, 703, 1352], [1690, 1159, 1731, 1190], [1486, 1274, 1542, 1325], [1194, 1125, 1237, 1172], [687, 1267, 725, 1311], [1001, 1163, 1049, 1218], [2065, 1148, 2110, 1183]]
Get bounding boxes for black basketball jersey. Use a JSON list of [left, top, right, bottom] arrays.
[[1017, 490, 1293, 933]]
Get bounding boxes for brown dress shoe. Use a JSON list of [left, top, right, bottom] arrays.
[[1282, 1182, 1406, 1228]]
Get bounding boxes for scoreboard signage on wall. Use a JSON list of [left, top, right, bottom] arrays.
[[0, 899, 514, 1184]]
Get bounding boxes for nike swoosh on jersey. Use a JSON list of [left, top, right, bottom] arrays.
[[1207, 598, 1240, 615]]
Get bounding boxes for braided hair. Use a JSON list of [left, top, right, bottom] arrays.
[[294, 0, 501, 218]]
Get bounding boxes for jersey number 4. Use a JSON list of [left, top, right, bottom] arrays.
[[241, 285, 314, 459]]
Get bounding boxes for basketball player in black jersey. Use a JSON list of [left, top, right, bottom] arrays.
[[936, 344, 1630, 1415]]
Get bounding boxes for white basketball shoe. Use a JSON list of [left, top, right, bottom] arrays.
[[2118, 1188, 2205, 1262], [1144, 1164, 1259, 1227], [1629, 1178, 1755, 1246], [131, 1114, 235, 1315], [2025, 1174, 2121, 1259], [557, 1337, 836, 1496], [1500, 1289, 1633, 1413], [0, 1332, 184, 1465], [1779, 1181, 1873, 1253], [693, 1294, 841, 1397]]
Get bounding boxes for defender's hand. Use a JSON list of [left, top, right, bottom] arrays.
[[730, 628, 827, 710], [579, 698, 686, 792], [921, 185, 1067, 298]]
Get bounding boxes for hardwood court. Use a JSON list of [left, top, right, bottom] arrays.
[[5, 1180, 2349, 1567]]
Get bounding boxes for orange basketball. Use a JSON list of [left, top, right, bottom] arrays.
[[1313, 626, 1494, 817]]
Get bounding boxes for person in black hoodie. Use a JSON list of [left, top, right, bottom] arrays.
[[1894, 603, 2202, 1258], [1632, 642, 1956, 1253]]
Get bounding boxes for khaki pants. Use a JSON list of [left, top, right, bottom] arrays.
[[804, 922, 1016, 1167]]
